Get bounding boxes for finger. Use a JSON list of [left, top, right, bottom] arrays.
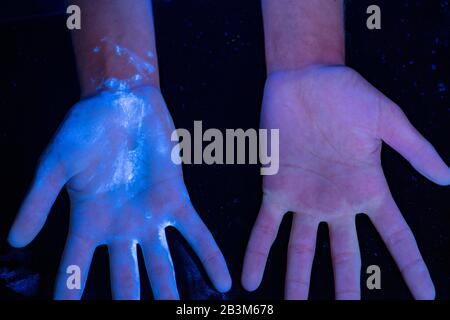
[[285, 214, 318, 300], [142, 234, 179, 300], [329, 216, 361, 300], [370, 196, 435, 300], [175, 205, 232, 293], [54, 233, 96, 300], [8, 156, 68, 248], [242, 198, 284, 291], [109, 240, 140, 300], [379, 98, 450, 185]]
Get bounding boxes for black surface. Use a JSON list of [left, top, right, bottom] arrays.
[[0, 0, 449, 300]]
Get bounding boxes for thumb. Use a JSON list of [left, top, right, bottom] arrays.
[[378, 97, 450, 186], [8, 154, 68, 248]]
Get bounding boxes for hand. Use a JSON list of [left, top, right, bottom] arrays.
[[8, 86, 231, 300], [242, 65, 449, 300]]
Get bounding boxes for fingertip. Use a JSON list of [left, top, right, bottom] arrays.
[[434, 168, 450, 186], [215, 273, 232, 293], [241, 270, 260, 292], [209, 255, 232, 293], [414, 279, 436, 300], [53, 290, 64, 301], [416, 287, 436, 300], [7, 229, 30, 248], [241, 251, 267, 292]]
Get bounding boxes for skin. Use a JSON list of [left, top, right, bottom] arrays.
[[8, 0, 231, 299], [70, 0, 160, 97], [242, 0, 450, 300]]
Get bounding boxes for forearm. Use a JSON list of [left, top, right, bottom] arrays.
[[71, 0, 159, 97], [261, 0, 345, 74]]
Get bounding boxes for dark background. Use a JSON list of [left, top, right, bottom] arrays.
[[0, 0, 449, 300]]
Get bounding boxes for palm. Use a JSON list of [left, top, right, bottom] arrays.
[[264, 66, 386, 217], [8, 86, 231, 300], [242, 66, 450, 300]]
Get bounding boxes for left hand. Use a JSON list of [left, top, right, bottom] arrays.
[[241, 65, 449, 300]]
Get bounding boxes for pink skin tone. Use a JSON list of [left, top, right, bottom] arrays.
[[8, 0, 231, 299], [242, 0, 450, 300]]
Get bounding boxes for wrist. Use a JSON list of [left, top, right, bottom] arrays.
[[77, 42, 160, 98], [266, 63, 346, 80], [262, 0, 345, 76], [70, 0, 159, 98], [265, 45, 345, 76], [264, 27, 346, 75]]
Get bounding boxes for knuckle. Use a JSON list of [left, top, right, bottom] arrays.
[[254, 220, 275, 237], [247, 248, 268, 259], [151, 264, 169, 278], [399, 257, 423, 275], [332, 251, 358, 266], [335, 289, 360, 299], [386, 228, 411, 249], [288, 242, 315, 257], [286, 277, 309, 290], [201, 251, 221, 266]]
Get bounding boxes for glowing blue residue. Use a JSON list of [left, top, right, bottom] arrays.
[[144, 211, 152, 220], [115, 45, 123, 56], [95, 91, 150, 196], [100, 78, 130, 92], [132, 74, 143, 82], [131, 240, 139, 261], [0, 267, 40, 296], [437, 83, 447, 93], [158, 221, 175, 251], [93, 38, 156, 92], [157, 221, 177, 289]]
